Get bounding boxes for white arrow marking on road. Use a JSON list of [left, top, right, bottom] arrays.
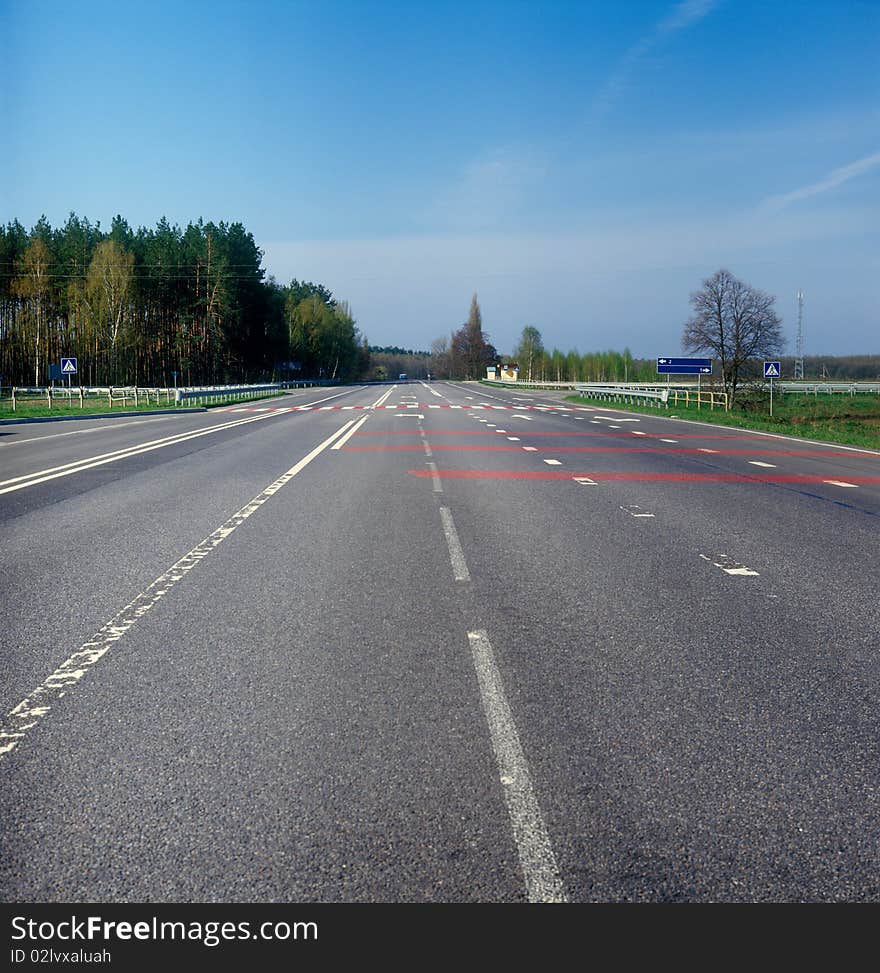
[[621, 505, 654, 518], [700, 554, 759, 576]]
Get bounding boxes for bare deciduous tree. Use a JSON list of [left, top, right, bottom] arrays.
[[683, 268, 784, 406]]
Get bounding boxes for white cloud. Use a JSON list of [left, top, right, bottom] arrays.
[[261, 200, 877, 355], [425, 150, 548, 231], [593, 0, 720, 118], [760, 149, 880, 210]]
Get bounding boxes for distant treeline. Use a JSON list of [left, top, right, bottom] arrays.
[[4, 226, 875, 390], [0, 214, 366, 387], [369, 345, 431, 357], [778, 356, 880, 381]]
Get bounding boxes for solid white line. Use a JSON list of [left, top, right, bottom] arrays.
[[439, 506, 470, 582], [0, 411, 285, 496], [371, 385, 397, 409], [467, 630, 567, 904], [331, 413, 370, 449], [1, 387, 363, 495], [0, 419, 356, 762], [0, 415, 177, 448]]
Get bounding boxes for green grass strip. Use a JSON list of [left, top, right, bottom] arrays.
[[565, 393, 880, 451]]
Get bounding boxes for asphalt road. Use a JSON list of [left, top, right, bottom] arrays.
[[1, 381, 878, 902]]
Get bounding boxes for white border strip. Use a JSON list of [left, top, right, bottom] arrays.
[[0, 420, 356, 762]]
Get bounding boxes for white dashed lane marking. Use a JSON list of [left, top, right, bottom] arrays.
[[466, 630, 567, 904]]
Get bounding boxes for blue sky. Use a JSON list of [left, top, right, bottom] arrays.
[[4, 0, 878, 356]]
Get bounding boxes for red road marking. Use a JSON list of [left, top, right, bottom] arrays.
[[353, 429, 784, 439], [407, 470, 880, 483], [347, 445, 852, 456]]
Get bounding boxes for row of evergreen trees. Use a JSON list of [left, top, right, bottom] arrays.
[[0, 214, 366, 387]]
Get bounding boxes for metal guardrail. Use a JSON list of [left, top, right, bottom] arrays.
[[575, 384, 669, 406], [485, 378, 880, 396], [1, 380, 326, 412], [3, 385, 179, 411], [574, 383, 729, 410], [174, 384, 285, 405], [778, 382, 880, 395]]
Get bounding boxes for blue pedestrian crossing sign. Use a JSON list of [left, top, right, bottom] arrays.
[[763, 361, 780, 378], [61, 357, 78, 374]]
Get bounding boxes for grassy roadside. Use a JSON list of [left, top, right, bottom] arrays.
[[0, 391, 287, 421], [564, 393, 880, 451]]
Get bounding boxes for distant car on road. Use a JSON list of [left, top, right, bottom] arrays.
[[398, 373, 407, 381]]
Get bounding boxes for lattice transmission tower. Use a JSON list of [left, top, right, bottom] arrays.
[[794, 290, 805, 380]]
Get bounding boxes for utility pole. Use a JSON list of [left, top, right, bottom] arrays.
[[794, 290, 805, 380]]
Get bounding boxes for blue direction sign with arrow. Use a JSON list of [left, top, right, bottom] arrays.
[[657, 357, 712, 375], [61, 357, 78, 374], [763, 361, 781, 378]]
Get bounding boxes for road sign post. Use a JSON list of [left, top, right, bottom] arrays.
[[60, 357, 78, 389], [764, 361, 781, 417], [657, 357, 712, 375]]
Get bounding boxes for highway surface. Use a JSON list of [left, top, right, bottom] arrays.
[[1, 381, 878, 902]]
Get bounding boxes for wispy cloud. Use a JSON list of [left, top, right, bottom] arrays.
[[760, 150, 880, 210], [425, 149, 548, 231], [593, 0, 720, 118]]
